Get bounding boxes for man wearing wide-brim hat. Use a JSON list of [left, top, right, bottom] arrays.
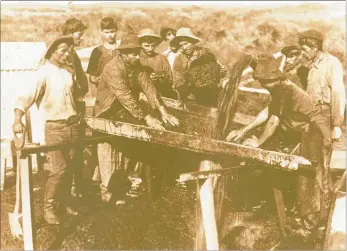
[[226, 55, 333, 244], [137, 28, 177, 99], [13, 35, 85, 225], [94, 34, 179, 203], [172, 27, 228, 107]]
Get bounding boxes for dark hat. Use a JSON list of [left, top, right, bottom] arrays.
[[281, 45, 301, 58], [44, 35, 74, 59], [253, 54, 285, 81], [298, 29, 324, 42], [61, 17, 87, 35], [160, 27, 177, 39], [117, 34, 140, 50], [100, 17, 118, 30]]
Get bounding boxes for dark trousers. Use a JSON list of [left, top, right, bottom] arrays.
[[44, 120, 84, 209], [298, 126, 333, 227], [297, 104, 333, 227]]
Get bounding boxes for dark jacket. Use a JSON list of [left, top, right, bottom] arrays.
[[173, 46, 224, 104], [94, 54, 163, 119]]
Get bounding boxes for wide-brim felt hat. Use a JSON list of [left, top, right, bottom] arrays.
[[253, 54, 285, 81], [160, 27, 177, 39], [138, 28, 163, 43], [117, 34, 141, 50], [171, 27, 201, 45], [44, 35, 74, 59]]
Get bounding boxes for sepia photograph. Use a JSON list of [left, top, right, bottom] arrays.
[[0, 1, 346, 250]]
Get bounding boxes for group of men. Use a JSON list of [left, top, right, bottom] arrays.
[[12, 16, 345, 249]]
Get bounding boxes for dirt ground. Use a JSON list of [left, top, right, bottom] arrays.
[[1, 127, 345, 250], [1, 164, 320, 250]]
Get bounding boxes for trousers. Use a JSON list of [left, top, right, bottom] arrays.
[[44, 120, 84, 208]]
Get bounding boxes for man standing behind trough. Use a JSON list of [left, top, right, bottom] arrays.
[[138, 28, 177, 99], [61, 17, 89, 198], [86, 17, 121, 86]]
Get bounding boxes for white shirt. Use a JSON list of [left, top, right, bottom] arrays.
[[15, 62, 78, 122]]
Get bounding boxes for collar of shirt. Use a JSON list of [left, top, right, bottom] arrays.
[[140, 51, 158, 60], [312, 52, 325, 69]]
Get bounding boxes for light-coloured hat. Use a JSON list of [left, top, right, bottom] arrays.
[[138, 28, 163, 43], [171, 27, 201, 45]]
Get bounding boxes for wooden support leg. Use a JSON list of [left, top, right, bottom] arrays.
[[273, 188, 287, 238], [195, 160, 223, 250], [20, 155, 35, 250], [323, 170, 346, 250], [1, 158, 6, 191], [144, 164, 153, 201], [200, 177, 219, 250]]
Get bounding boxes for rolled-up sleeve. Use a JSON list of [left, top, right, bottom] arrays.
[[14, 67, 45, 113], [330, 58, 345, 127], [138, 70, 163, 109], [104, 67, 145, 120]]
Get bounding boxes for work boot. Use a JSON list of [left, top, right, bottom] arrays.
[[44, 200, 60, 225]]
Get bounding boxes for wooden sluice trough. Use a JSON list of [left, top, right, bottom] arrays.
[[83, 87, 314, 250], [17, 84, 346, 250]]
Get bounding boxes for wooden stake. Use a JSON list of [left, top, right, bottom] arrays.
[[273, 188, 287, 238], [200, 177, 219, 250], [20, 155, 35, 250]]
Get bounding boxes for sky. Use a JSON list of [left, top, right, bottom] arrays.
[[2, 0, 340, 7]]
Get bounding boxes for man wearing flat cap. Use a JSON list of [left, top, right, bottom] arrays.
[[13, 36, 84, 225], [138, 28, 177, 99], [226, 55, 334, 244], [172, 27, 227, 107], [94, 34, 179, 203], [295, 29, 346, 243]]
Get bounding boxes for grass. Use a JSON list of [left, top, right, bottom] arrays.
[[1, 2, 345, 71]]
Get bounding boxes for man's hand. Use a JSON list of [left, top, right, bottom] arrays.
[[288, 159, 299, 170], [242, 136, 260, 148], [159, 106, 180, 127], [144, 115, 165, 131], [226, 128, 246, 142], [150, 73, 160, 82], [12, 120, 25, 134], [332, 126, 342, 141]]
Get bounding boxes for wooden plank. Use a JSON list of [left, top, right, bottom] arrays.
[[323, 170, 347, 250], [20, 135, 115, 156], [20, 155, 35, 250], [199, 177, 219, 250], [85, 116, 312, 170], [273, 188, 287, 238]]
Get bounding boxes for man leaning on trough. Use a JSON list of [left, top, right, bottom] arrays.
[[94, 34, 179, 203]]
